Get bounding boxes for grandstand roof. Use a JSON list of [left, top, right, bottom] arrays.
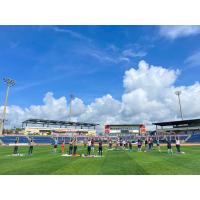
[[105, 124, 142, 126], [153, 119, 200, 126], [22, 119, 99, 127]]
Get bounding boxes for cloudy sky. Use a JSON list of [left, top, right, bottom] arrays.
[[0, 25, 200, 130]]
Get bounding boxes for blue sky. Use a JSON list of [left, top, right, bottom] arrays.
[[0, 25, 200, 108]]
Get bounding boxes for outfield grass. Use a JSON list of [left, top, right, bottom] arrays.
[[0, 145, 200, 175]]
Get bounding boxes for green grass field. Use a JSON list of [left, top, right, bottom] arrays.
[[0, 145, 200, 175]]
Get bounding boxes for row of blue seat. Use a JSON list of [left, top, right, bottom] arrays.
[[187, 134, 200, 143], [1, 134, 200, 144]]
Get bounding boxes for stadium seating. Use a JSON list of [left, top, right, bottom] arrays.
[[1, 133, 199, 145], [178, 135, 188, 141], [55, 137, 71, 144], [0, 136, 29, 144], [31, 136, 55, 144], [186, 134, 200, 143]]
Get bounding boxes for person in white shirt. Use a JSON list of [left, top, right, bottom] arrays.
[[175, 138, 181, 153], [87, 139, 92, 156], [122, 140, 126, 149]]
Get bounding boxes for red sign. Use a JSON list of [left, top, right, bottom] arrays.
[[104, 125, 110, 134], [139, 124, 146, 134]]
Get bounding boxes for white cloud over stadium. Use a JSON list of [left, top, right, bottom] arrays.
[[1, 60, 200, 131], [159, 25, 200, 39]]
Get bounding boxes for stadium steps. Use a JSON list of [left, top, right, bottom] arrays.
[[184, 134, 192, 143]]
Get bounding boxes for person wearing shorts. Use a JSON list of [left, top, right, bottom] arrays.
[[28, 138, 34, 156], [54, 138, 58, 153], [61, 141, 65, 154], [98, 140, 103, 156], [73, 138, 78, 155], [69, 139, 73, 155], [166, 139, 173, 155], [87, 139, 91, 156]]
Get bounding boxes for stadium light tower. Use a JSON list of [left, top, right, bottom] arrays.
[[175, 90, 183, 120], [69, 94, 75, 122], [0, 78, 15, 135]]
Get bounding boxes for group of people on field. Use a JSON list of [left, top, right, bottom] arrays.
[[86, 138, 103, 156], [107, 136, 182, 154], [12, 137, 34, 156], [138, 137, 182, 154], [54, 138, 78, 155], [54, 137, 103, 156], [109, 138, 133, 151], [12, 135, 182, 157]]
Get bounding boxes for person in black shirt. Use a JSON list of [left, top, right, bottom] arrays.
[[166, 139, 173, 155], [144, 137, 148, 152], [137, 139, 142, 152], [98, 140, 103, 156], [69, 139, 73, 155], [13, 137, 19, 155], [87, 139, 92, 156], [120, 138, 123, 148]]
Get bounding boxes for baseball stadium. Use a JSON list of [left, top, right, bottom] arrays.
[[0, 26, 200, 175], [0, 111, 200, 174], [0, 79, 200, 175]]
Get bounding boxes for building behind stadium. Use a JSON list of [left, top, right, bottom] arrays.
[[104, 124, 146, 136]]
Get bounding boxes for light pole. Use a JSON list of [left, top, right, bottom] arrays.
[[0, 78, 15, 135], [175, 90, 183, 120], [69, 94, 75, 122]]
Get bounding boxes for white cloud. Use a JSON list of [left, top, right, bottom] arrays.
[[123, 60, 179, 94], [81, 44, 147, 65], [159, 26, 200, 39], [52, 27, 92, 43], [79, 95, 121, 123], [122, 49, 147, 58], [184, 51, 200, 67], [2, 60, 200, 131]]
